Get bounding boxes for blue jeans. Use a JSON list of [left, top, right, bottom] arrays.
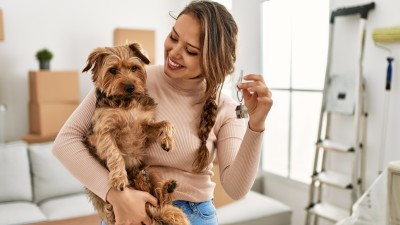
[[173, 199, 218, 225], [101, 199, 218, 225]]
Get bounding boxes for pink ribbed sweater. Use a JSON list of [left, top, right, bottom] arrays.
[[52, 65, 263, 202]]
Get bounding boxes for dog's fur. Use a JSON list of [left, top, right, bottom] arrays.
[[82, 43, 189, 225]]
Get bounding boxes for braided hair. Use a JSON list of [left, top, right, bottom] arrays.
[[178, 0, 238, 172]]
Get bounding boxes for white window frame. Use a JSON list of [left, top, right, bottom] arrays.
[[260, 0, 329, 183]]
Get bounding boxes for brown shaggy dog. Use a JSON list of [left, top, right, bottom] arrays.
[[82, 43, 189, 225]]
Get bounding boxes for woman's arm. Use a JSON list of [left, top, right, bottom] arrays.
[[52, 88, 111, 200], [216, 123, 263, 200], [217, 74, 272, 199]]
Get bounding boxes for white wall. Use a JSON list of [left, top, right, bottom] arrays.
[[0, 0, 188, 141], [232, 0, 263, 75]]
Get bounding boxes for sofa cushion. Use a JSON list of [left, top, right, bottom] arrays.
[[39, 193, 96, 220], [217, 191, 292, 225], [0, 201, 47, 224], [28, 142, 85, 204], [0, 141, 32, 202]]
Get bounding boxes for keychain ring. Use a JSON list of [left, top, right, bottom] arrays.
[[236, 88, 243, 103], [235, 70, 248, 119]]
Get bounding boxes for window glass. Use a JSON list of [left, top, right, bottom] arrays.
[[291, 0, 329, 90], [290, 91, 322, 183], [262, 90, 290, 177], [262, 0, 291, 89], [261, 0, 328, 182]]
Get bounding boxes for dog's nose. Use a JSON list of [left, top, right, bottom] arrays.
[[124, 84, 135, 93]]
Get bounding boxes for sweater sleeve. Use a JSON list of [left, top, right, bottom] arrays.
[[52, 88, 111, 201], [216, 99, 264, 200], [221, 128, 263, 199]]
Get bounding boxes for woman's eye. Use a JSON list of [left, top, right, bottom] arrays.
[[187, 51, 198, 56], [130, 66, 138, 72], [109, 68, 118, 75], [170, 34, 178, 42]]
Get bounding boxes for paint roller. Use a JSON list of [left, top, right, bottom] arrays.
[[372, 25, 400, 90], [373, 25, 400, 43], [371, 25, 400, 174]]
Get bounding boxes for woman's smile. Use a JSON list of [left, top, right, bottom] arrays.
[[167, 57, 183, 70]]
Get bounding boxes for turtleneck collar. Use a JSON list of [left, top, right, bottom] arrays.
[[160, 67, 206, 96]]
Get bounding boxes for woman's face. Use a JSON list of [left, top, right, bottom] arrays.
[[164, 13, 202, 79]]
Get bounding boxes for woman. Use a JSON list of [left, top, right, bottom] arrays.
[[52, 1, 272, 225]]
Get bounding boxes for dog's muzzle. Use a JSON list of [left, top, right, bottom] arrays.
[[124, 84, 135, 93]]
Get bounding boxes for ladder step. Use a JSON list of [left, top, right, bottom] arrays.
[[315, 171, 353, 189], [309, 203, 349, 222], [317, 139, 354, 152]]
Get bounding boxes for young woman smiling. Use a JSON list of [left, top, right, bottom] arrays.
[[53, 1, 273, 225]]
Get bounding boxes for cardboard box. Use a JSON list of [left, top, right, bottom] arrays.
[[29, 102, 79, 136], [113, 28, 155, 64], [0, 9, 4, 40], [211, 163, 236, 208], [29, 71, 80, 103]]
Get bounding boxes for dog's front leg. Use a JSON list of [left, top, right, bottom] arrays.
[[96, 135, 129, 191]]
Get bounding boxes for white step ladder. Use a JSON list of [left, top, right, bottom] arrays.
[[305, 2, 375, 224]]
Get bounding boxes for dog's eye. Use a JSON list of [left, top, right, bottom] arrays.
[[109, 68, 118, 75], [130, 66, 138, 72]]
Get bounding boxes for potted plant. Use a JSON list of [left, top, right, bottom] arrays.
[[35, 48, 53, 70]]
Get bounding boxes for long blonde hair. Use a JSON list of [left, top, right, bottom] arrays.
[[178, 0, 238, 172]]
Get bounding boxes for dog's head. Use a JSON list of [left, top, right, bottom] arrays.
[[82, 43, 150, 97]]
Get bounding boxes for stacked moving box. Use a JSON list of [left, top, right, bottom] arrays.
[[23, 71, 80, 143]]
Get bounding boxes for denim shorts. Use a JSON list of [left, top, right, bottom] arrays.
[[101, 199, 217, 225]]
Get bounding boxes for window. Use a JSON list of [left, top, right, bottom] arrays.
[[261, 0, 329, 183]]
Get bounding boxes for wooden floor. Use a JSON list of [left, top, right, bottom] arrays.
[[30, 215, 101, 225]]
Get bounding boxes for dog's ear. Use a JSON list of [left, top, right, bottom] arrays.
[[82, 48, 108, 82], [129, 43, 150, 65]]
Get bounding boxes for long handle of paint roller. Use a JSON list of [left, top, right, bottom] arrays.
[[378, 57, 394, 174], [372, 25, 400, 174], [386, 57, 393, 90], [378, 93, 390, 174]]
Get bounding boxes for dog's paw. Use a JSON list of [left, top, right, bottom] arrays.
[[161, 142, 171, 152], [167, 180, 177, 193], [110, 175, 129, 191], [162, 180, 177, 194], [159, 122, 174, 152]]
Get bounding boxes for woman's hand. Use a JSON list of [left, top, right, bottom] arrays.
[[106, 187, 158, 225], [237, 74, 273, 132]]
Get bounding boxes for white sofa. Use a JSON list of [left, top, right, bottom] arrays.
[[0, 141, 292, 225], [0, 141, 95, 225], [213, 163, 292, 225], [217, 190, 292, 225]]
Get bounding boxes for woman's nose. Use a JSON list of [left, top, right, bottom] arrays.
[[169, 44, 183, 59]]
